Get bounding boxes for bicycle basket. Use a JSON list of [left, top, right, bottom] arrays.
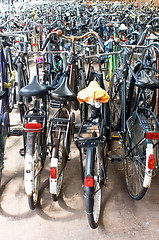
[[126, 107, 159, 144]]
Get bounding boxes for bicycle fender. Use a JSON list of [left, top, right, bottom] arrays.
[[143, 143, 153, 188], [24, 153, 34, 196], [50, 157, 58, 194]]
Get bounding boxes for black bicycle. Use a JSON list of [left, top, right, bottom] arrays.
[[75, 71, 110, 229]]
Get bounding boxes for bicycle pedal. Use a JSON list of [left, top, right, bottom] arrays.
[[111, 135, 120, 140], [111, 155, 122, 163], [50, 101, 60, 108], [67, 157, 71, 161], [10, 129, 23, 136], [19, 148, 24, 157]]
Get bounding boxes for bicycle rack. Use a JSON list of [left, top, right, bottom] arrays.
[[47, 107, 71, 154], [22, 108, 46, 132]]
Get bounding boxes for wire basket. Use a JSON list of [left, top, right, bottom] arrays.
[[126, 107, 159, 145]]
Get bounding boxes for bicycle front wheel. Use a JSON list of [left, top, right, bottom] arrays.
[[109, 70, 123, 131], [84, 135, 102, 229], [17, 63, 29, 123]]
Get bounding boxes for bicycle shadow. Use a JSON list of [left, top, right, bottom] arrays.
[[0, 171, 35, 219], [0, 150, 85, 223], [36, 158, 84, 222]]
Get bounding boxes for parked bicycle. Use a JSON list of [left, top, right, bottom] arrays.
[[42, 28, 105, 201], [19, 74, 48, 210], [75, 50, 111, 229], [109, 40, 159, 200]]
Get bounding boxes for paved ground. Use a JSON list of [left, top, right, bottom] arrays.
[[0, 104, 159, 240]]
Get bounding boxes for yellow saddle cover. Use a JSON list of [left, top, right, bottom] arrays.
[[77, 80, 110, 106]]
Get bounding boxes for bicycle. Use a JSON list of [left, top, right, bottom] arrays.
[[19, 75, 48, 210], [108, 40, 159, 200], [0, 41, 12, 184], [42, 29, 105, 201], [75, 78, 110, 229]]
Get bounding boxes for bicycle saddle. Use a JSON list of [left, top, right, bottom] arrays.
[[51, 74, 76, 102], [135, 69, 159, 90], [0, 91, 5, 99], [19, 76, 47, 98]]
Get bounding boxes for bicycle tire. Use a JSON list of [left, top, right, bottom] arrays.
[[84, 132, 102, 229], [17, 63, 28, 122], [51, 131, 66, 201], [0, 122, 4, 185], [25, 133, 41, 210], [4, 47, 15, 112], [78, 67, 88, 121], [123, 122, 148, 200], [141, 45, 159, 118], [109, 70, 123, 131]]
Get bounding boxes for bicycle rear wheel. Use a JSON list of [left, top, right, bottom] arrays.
[[0, 136, 4, 185], [84, 133, 102, 229], [123, 109, 156, 200], [124, 130, 148, 200], [25, 133, 41, 210], [51, 130, 67, 201]]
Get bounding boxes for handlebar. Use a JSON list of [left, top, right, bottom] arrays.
[[0, 32, 28, 54], [85, 41, 159, 60], [118, 41, 159, 51], [41, 29, 105, 52]]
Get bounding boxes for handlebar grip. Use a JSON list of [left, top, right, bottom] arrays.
[[137, 27, 149, 45], [13, 55, 19, 65], [97, 37, 105, 52], [41, 37, 50, 50], [24, 42, 27, 55], [14, 22, 20, 28]]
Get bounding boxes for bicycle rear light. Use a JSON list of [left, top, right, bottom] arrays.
[[145, 132, 159, 140], [148, 154, 155, 170], [84, 176, 94, 187], [24, 123, 41, 132], [50, 167, 56, 179]]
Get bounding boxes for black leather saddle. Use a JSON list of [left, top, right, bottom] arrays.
[[51, 74, 76, 102], [19, 76, 47, 98], [135, 61, 159, 90]]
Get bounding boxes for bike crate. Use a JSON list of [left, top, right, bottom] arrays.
[[126, 107, 159, 145]]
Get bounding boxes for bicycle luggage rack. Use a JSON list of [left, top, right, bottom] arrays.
[[75, 119, 105, 149], [126, 107, 159, 146], [47, 107, 70, 149], [22, 108, 46, 132]]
